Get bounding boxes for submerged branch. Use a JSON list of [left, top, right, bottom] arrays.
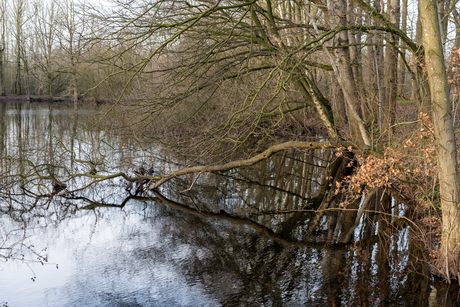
[[150, 191, 366, 248]]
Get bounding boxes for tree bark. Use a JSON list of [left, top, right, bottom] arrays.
[[399, 0, 407, 97], [420, 0, 460, 279], [332, 77, 347, 127], [373, 0, 385, 130], [383, 0, 400, 138], [413, 2, 432, 115], [328, 0, 367, 144]]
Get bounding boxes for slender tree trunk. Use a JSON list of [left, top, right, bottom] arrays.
[[329, 0, 366, 144], [0, 46, 4, 96], [372, 0, 385, 130], [453, 9, 460, 49], [438, 0, 450, 46], [73, 69, 78, 109], [365, 0, 378, 124], [0, 0, 5, 96], [399, 0, 408, 97], [383, 0, 400, 138], [347, 0, 360, 89], [411, 3, 432, 116], [13, 0, 25, 96], [22, 51, 30, 102], [332, 77, 347, 127], [259, 2, 340, 140], [348, 0, 367, 121], [14, 43, 21, 95], [420, 0, 460, 280], [366, 41, 377, 121]]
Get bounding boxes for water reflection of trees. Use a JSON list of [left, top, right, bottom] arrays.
[[0, 102, 455, 305], [151, 179, 433, 305]]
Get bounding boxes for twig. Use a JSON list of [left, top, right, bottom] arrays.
[[180, 171, 202, 194], [181, 194, 202, 213]]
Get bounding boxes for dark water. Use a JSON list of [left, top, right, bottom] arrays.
[[0, 103, 455, 306]]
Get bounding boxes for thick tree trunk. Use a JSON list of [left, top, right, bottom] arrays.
[[420, 0, 460, 279]]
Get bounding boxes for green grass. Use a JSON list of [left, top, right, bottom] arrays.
[[397, 96, 413, 104]]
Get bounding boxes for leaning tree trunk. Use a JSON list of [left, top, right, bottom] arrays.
[[420, 0, 460, 280], [329, 0, 367, 144]]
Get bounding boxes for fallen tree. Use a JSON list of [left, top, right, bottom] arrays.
[[147, 140, 383, 190]]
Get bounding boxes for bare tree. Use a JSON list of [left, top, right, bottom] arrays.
[[11, 0, 27, 95], [420, 0, 460, 280], [0, 0, 7, 96], [57, 0, 88, 108], [0, 0, 459, 285], [32, 0, 60, 98]]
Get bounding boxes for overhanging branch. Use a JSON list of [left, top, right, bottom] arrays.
[[149, 140, 382, 189]]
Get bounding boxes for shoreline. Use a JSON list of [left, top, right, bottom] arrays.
[[0, 95, 109, 104]]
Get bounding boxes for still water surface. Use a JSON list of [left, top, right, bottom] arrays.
[[0, 102, 450, 306]]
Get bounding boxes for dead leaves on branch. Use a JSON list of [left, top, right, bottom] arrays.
[[335, 113, 438, 210], [447, 47, 460, 97]]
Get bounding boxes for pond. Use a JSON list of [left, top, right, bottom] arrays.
[[0, 102, 455, 306]]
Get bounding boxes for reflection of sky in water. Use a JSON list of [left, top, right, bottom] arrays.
[[3, 107, 102, 117], [0, 197, 337, 306], [0, 204, 220, 306]]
